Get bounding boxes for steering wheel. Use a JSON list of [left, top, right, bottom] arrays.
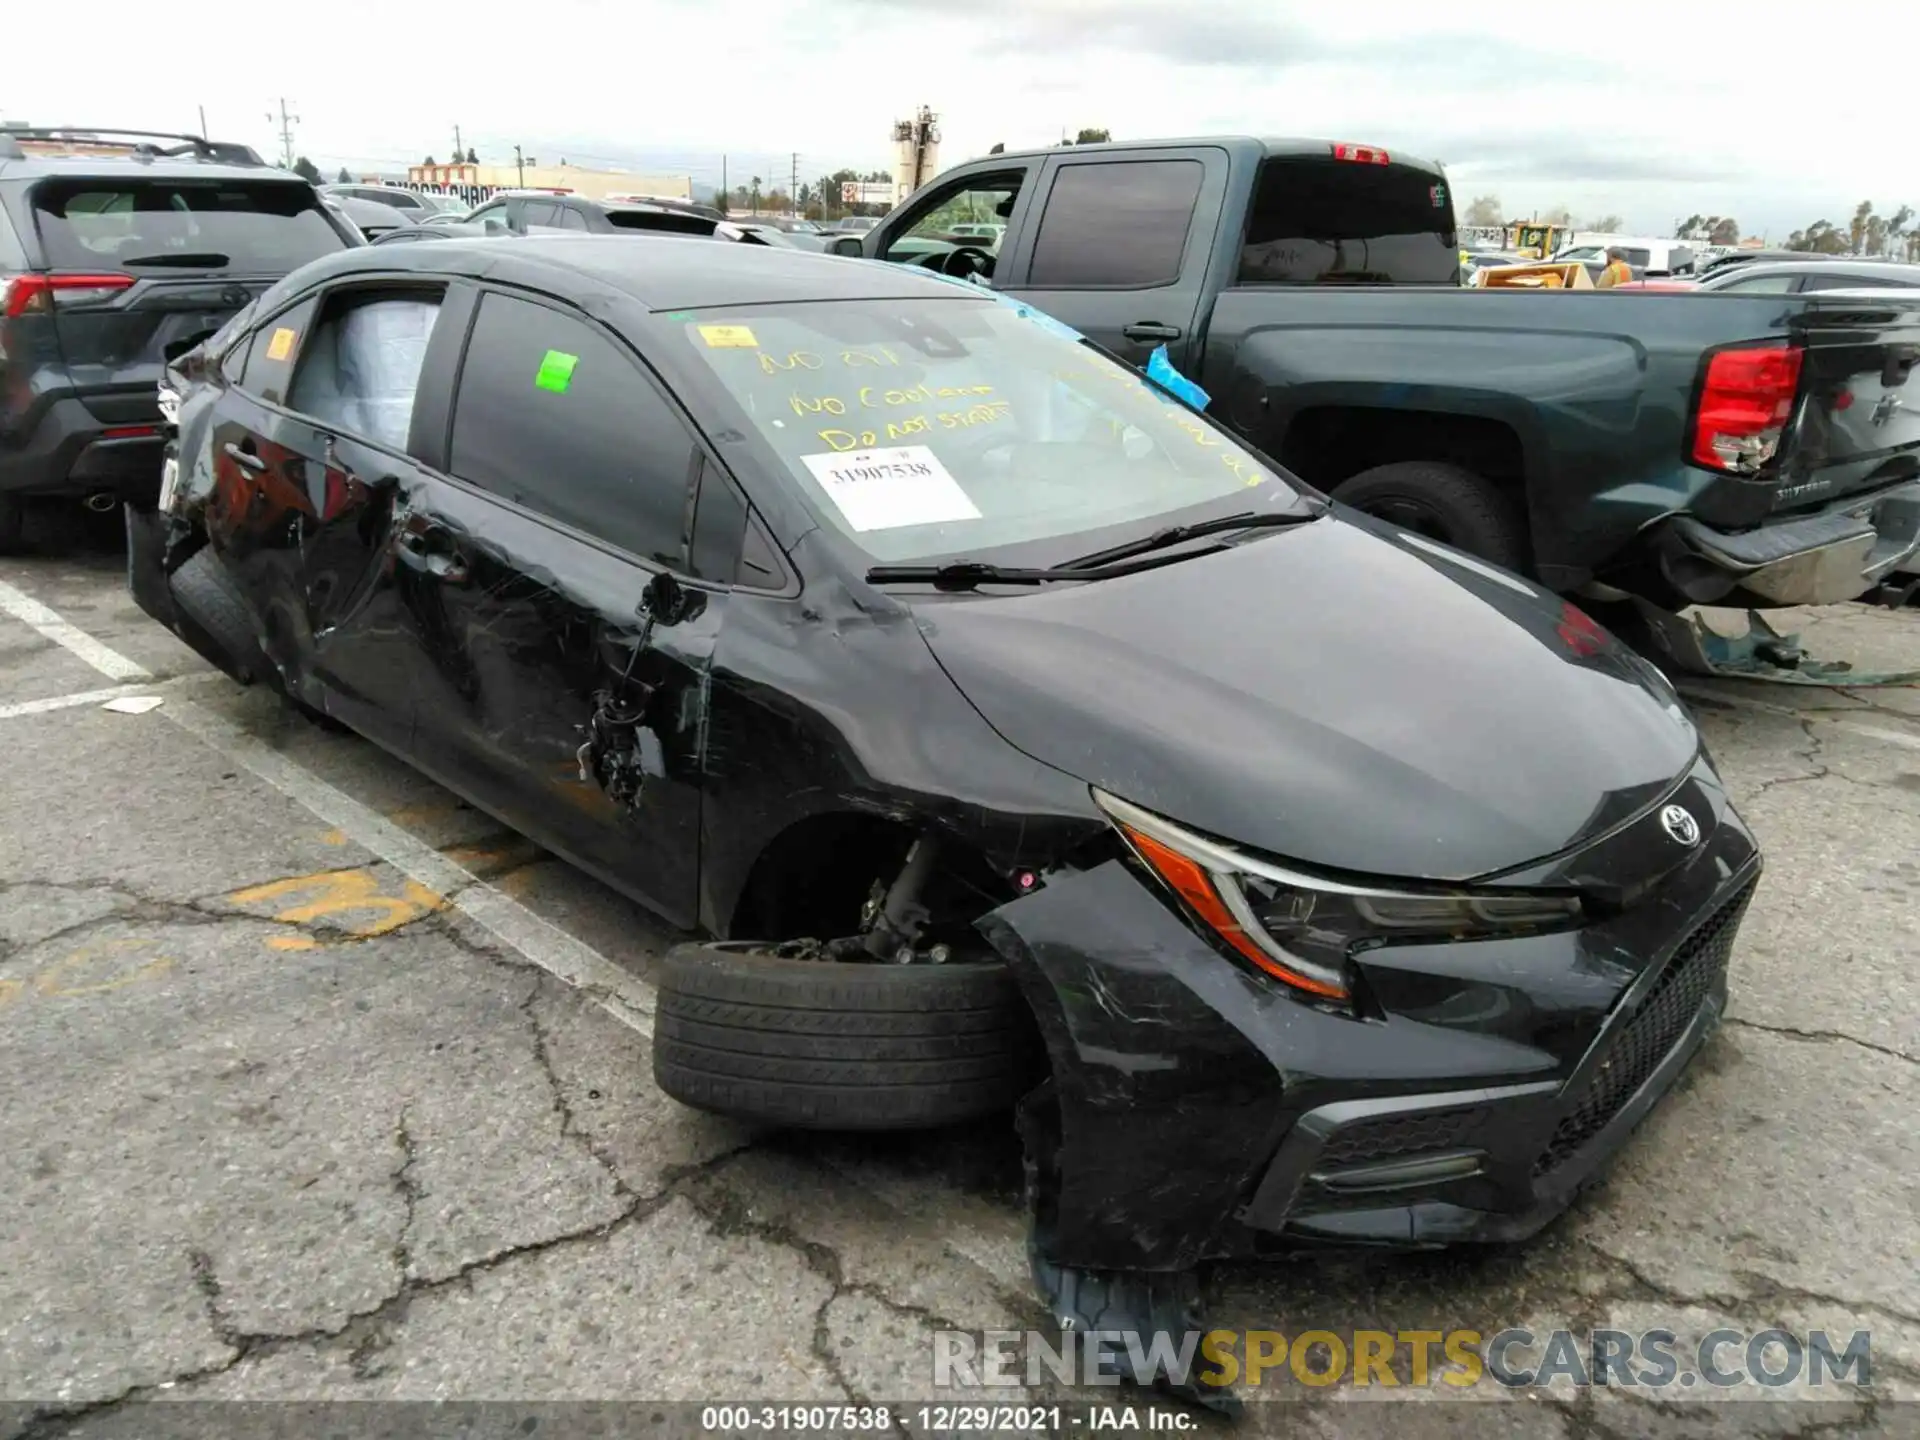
[[938, 245, 995, 280]]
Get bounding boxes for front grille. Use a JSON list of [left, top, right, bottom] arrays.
[[1532, 881, 1755, 1178], [1319, 1106, 1478, 1168]]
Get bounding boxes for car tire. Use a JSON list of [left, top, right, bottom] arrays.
[[1333, 461, 1530, 574], [0, 494, 23, 553], [169, 548, 275, 687], [653, 941, 1043, 1131]]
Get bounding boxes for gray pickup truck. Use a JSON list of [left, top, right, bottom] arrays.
[[834, 137, 1920, 621]]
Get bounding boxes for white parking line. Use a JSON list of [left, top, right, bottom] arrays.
[[0, 579, 153, 680], [0, 684, 150, 721], [0, 579, 656, 1038]]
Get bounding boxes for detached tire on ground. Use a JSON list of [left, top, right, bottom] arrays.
[[653, 941, 1043, 1131], [1333, 461, 1530, 573]]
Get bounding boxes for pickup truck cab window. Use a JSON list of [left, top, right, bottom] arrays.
[[1027, 159, 1203, 288], [1237, 156, 1459, 285], [449, 292, 697, 567], [878, 169, 1028, 277]]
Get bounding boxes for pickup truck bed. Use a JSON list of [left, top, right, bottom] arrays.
[[849, 136, 1920, 609]]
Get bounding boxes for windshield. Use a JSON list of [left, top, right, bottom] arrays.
[[674, 297, 1303, 565], [31, 179, 348, 271]]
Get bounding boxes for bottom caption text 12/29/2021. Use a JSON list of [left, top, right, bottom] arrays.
[[699, 1404, 1202, 1435]]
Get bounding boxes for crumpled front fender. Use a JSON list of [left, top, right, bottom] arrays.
[[977, 860, 1298, 1272]]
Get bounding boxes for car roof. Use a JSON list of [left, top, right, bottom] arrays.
[[1713, 259, 1920, 280], [0, 152, 300, 185], [306, 232, 986, 310]]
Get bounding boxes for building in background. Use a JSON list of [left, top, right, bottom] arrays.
[[405, 160, 693, 209], [891, 106, 939, 205]]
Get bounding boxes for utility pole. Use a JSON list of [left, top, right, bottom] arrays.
[[720, 154, 727, 209], [265, 97, 299, 169], [790, 152, 799, 217], [453, 124, 464, 164], [514, 144, 532, 187], [197, 105, 208, 141]]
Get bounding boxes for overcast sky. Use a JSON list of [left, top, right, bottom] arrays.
[[8, 0, 1912, 241]]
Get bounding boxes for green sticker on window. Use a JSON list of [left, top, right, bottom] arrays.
[[534, 349, 578, 393]]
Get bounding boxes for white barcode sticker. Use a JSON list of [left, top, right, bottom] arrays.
[[799, 445, 981, 532]]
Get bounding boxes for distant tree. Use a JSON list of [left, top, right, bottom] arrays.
[[713, 188, 729, 216], [423, 154, 436, 166], [1463, 194, 1504, 227], [1708, 217, 1740, 245], [1848, 200, 1874, 254], [1888, 205, 1914, 257], [1541, 204, 1574, 227], [335, 166, 351, 184], [1587, 214, 1626, 233], [465, 147, 477, 164], [293, 155, 322, 184], [1073, 127, 1110, 145], [1787, 220, 1848, 254], [749, 175, 762, 212], [988, 141, 1005, 155]]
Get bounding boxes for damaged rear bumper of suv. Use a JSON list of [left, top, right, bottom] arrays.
[[1651, 478, 1920, 606], [978, 756, 1760, 1277]]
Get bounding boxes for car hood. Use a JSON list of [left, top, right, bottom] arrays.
[[913, 515, 1699, 881]]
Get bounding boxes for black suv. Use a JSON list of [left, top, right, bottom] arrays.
[[0, 127, 359, 546]]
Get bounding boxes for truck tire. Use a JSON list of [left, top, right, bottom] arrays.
[[1333, 462, 1529, 574], [0, 494, 23, 553], [653, 941, 1043, 1131]]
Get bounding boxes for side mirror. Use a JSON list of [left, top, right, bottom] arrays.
[[830, 236, 864, 259], [641, 570, 689, 626]]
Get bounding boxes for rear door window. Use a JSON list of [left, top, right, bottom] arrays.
[[1238, 157, 1459, 284], [29, 179, 348, 272], [1804, 270, 1918, 291], [447, 292, 697, 566], [236, 296, 321, 405], [1026, 160, 1204, 288], [288, 289, 444, 451]]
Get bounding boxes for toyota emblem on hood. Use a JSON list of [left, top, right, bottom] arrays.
[[1660, 804, 1701, 846]]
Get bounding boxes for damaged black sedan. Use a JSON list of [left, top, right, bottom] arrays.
[[130, 235, 1760, 1326]]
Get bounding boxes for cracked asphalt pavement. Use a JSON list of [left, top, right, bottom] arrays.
[[2, 515, 1916, 1439]]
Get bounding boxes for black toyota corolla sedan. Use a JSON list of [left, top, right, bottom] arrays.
[[129, 236, 1760, 1306]]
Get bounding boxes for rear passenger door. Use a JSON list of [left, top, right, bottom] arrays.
[[400, 288, 730, 927], [204, 280, 453, 748], [999, 148, 1227, 373]]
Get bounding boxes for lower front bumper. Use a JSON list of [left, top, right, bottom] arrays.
[[1655, 479, 1920, 606], [1240, 881, 1747, 1246]]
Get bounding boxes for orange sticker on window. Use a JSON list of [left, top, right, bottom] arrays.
[[266, 327, 297, 361]]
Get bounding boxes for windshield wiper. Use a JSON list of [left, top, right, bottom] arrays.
[[866, 546, 1249, 593], [1058, 507, 1319, 570], [121, 252, 231, 267]]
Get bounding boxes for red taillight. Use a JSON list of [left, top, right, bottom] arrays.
[[1691, 343, 1803, 474], [1332, 143, 1391, 165], [1, 272, 135, 317], [101, 425, 159, 439]]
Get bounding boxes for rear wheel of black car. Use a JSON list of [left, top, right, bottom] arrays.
[[169, 549, 275, 687], [168, 549, 341, 728], [1333, 461, 1530, 574], [653, 941, 1043, 1131], [0, 495, 23, 553]]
